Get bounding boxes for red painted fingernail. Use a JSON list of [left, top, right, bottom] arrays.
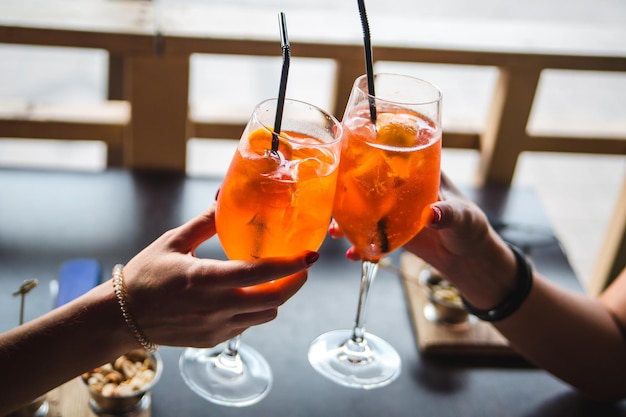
[[306, 251, 320, 265], [431, 206, 442, 225], [346, 247, 356, 259]]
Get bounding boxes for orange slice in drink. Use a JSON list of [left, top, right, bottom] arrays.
[[376, 119, 418, 148], [245, 128, 294, 174], [376, 117, 419, 179], [247, 128, 293, 157]]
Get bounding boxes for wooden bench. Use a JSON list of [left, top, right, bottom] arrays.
[[0, 0, 624, 291]]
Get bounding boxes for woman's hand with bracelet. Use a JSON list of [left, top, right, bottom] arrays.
[[119, 203, 316, 349]]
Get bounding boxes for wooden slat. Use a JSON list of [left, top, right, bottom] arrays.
[[440, 132, 481, 150], [0, 100, 129, 144], [331, 57, 365, 118], [0, 100, 130, 168], [0, 26, 155, 54], [374, 47, 626, 72], [190, 122, 245, 141], [0, 119, 124, 143], [157, 4, 626, 65], [108, 54, 126, 100], [476, 67, 542, 185], [125, 54, 190, 171], [527, 136, 626, 155], [588, 180, 626, 296], [0, 0, 156, 53]]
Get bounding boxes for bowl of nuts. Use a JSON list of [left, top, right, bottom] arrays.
[[81, 349, 162, 414], [420, 266, 470, 325]]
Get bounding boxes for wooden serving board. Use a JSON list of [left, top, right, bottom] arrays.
[[399, 251, 519, 357], [44, 377, 150, 417]]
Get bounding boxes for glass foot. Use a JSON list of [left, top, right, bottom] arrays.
[[179, 343, 272, 407], [308, 329, 401, 389]]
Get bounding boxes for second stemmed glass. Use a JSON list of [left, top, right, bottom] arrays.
[[308, 73, 442, 389], [179, 98, 343, 406]]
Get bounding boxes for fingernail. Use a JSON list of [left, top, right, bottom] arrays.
[[431, 205, 442, 226], [306, 251, 320, 265], [214, 188, 220, 201], [345, 247, 356, 259]]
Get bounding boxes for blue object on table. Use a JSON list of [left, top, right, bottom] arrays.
[[55, 258, 102, 307]]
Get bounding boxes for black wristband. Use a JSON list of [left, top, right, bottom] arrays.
[[461, 243, 533, 322]]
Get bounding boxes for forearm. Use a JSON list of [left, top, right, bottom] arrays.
[[494, 275, 626, 400], [0, 280, 138, 414]]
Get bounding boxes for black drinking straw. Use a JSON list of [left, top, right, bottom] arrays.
[[357, 0, 377, 123], [272, 12, 290, 153]]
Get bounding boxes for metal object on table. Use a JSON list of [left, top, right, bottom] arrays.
[[8, 280, 49, 417], [82, 350, 162, 417], [419, 267, 473, 326]]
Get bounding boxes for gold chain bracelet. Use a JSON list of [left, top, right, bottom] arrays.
[[112, 264, 158, 352]]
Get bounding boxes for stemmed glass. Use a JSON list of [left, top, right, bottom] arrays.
[[179, 98, 343, 406], [308, 73, 442, 389]]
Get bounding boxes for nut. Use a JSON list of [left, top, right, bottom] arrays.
[[421, 266, 469, 325], [82, 349, 156, 397]]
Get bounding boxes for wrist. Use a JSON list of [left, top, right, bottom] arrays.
[[111, 265, 159, 352], [441, 229, 518, 310], [82, 280, 143, 355], [461, 243, 534, 321]]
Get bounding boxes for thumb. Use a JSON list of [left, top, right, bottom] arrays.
[[170, 205, 218, 252], [427, 202, 454, 230], [210, 251, 320, 289]]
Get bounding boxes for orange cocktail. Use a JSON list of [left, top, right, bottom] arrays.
[[332, 105, 441, 261], [181, 98, 341, 408], [217, 127, 339, 262], [216, 97, 342, 278]]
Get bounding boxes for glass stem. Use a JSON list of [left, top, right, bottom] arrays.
[[351, 260, 378, 344], [215, 335, 243, 375], [223, 335, 241, 357]]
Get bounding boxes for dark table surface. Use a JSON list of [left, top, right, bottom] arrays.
[[1, 167, 625, 417]]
